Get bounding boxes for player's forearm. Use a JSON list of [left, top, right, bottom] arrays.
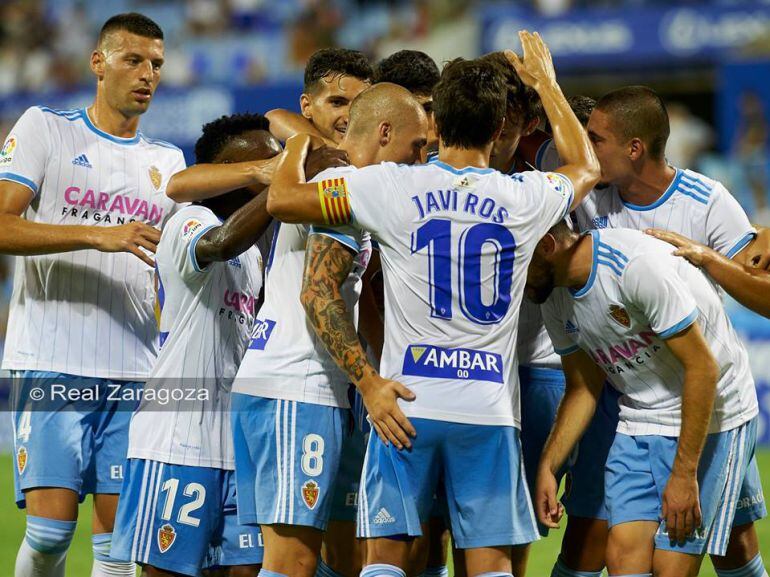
[[266, 109, 334, 146], [196, 191, 272, 265], [701, 251, 770, 317], [0, 214, 102, 255], [268, 135, 326, 224], [537, 82, 600, 205], [674, 364, 718, 475], [540, 379, 599, 474], [166, 159, 279, 203]]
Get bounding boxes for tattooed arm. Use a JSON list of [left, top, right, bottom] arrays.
[[300, 233, 416, 449]]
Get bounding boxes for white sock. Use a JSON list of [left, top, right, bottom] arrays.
[[15, 516, 76, 577], [90, 533, 135, 577], [715, 554, 769, 577]]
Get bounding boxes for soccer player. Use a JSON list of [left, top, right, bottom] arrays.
[[533, 86, 767, 577], [230, 82, 429, 577], [266, 48, 373, 146], [265, 32, 600, 577], [109, 113, 283, 576], [529, 223, 760, 577], [1, 13, 185, 577], [648, 228, 770, 318]]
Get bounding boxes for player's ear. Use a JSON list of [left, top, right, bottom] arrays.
[[537, 233, 558, 258], [522, 116, 540, 137], [628, 137, 644, 161], [91, 50, 106, 79], [379, 121, 392, 147], [300, 94, 312, 120]]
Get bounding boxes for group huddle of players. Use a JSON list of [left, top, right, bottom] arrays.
[[2, 10, 769, 577]]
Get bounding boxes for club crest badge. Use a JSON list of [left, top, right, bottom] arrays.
[[16, 446, 27, 474], [157, 523, 176, 553], [148, 165, 162, 190], [609, 304, 631, 328], [302, 480, 320, 510]]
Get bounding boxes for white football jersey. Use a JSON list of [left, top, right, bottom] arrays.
[[0, 106, 185, 379], [128, 205, 263, 469], [543, 228, 758, 436], [536, 139, 756, 257], [232, 166, 372, 408], [326, 160, 574, 427]]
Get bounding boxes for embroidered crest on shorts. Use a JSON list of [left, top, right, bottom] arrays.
[[609, 304, 631, 328], [302, 480, 320, 510], [157, 523, 176, 553], [16, 446, 27, 474]]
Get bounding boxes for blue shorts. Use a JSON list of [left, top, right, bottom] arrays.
[[11, 370, 140, 507], [519, 365, 566, 536], [330, 422, 367, 522], [561, 384, 621, 521], [111, 459, 263, 576], [231, 394, 347, 530], [605, 418, 759, 557], [357, 418, 539, 549], [733, 454, 767, 526]]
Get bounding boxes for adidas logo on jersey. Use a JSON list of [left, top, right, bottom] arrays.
[[565, 320, 579, 334], [373, 508, 395, 525], [72, 154, 92, 168]]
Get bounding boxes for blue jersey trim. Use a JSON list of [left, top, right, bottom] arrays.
[[535, 139, 552, 170], [265, 222, 281, 274], [36, 106, 81, 119], [725, 232, 756, 260], [658, 308, 699, 339], [622, 168, 683, 211], [678, 190, 709, 206], [571, 230, 599, 298], [80, 109, 141, 145], [141, 135, 183, 153], [680, 175, 713, 197], [554, 344, 580, 356], [431, 160, 495, 176], [0, 172, 39, 195], [188, 224, 217, 273], [309, 226, 360, 253]]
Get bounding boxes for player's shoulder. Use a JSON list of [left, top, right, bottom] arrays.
[[32, 105, 82, 121], [165, 204, 218, 236], [676, 167, 725, 206], [139, 134, 186, 165], [140, 133, 183, 154], [310, 164, 359, 184]]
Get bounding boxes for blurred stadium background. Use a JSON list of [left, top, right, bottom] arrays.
[[0, 0, 769, 574]]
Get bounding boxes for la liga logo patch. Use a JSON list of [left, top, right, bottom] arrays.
[[0, 135, 17, 165]]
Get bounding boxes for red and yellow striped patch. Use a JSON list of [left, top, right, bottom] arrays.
[[317, 177, 352, 225]]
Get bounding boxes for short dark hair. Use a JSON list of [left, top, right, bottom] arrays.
[[433, 58, 506, 149], [195, 113, 271, 164], [478, 52, 541, 128], [567, 95, 597, 127], [99, 13, 164, 44], [303, 48, 373, 94], [596, 86, 669, 160], [374, 50, 440, 96]]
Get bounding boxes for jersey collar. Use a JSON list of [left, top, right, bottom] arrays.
[[620, 168, 683, 211], [80, 108, 142, 146], [570, 230, 599, 298]]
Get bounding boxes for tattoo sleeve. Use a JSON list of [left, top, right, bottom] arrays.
[[301, 233, 374, 384]]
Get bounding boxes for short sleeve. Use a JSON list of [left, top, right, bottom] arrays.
[[514, 170, 574, 235], [163, 152, 190, 217], [0, 107, 51, 196], [621, 254, 699, 339], [309, 224, 363, 253], [542, 293, 580, 356], [705, 184, 756, 259], [338, 164, 400, 234], [166, 208, 221, 281], [535, 139, 561, 173]]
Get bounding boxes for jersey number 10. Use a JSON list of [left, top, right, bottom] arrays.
[[411, 219, 516, 325]]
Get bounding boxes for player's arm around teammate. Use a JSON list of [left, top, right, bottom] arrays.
[[648, 228, 770, 318]]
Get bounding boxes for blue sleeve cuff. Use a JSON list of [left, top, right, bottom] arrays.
[[0, 172, 39, 195], [188, 224, 217, 273], [657, 308, 699, 339], [555, 344, 580, 356], [725, 231, 756, 259], [310, 226, 360, 253], [535, 139, 552, 171]]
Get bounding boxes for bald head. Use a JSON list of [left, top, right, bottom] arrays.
[[347, 82, 427, 138]]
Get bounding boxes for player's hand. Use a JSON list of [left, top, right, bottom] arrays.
[[505, 31, 557, 93], [535, 466, 564, 529], [646, 228, 712, 268], [662, 469, 702, 544], [359, 374, 416, 450], [305, 146, 349, 179], [92, 222, 161, 267]]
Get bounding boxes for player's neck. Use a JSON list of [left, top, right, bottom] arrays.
[[438, 143, 492, 170], [616, 162, 677, 207], [87, 100, 140, 139], [558, 234, 595, 291]]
